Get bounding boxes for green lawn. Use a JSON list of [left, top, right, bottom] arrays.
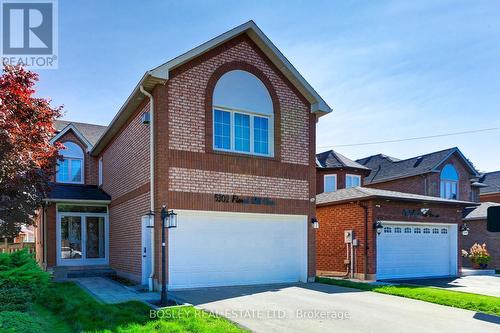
[[30, 282, 247, 333], [316, 277, 500, 316]]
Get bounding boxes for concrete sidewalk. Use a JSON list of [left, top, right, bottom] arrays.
[[71, 277, 160, 304]]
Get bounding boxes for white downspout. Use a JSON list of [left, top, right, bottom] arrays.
[[139, 84, 155, 291]]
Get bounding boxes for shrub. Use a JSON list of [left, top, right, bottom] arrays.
[[0, 249, 50, 298], [468, 243, 491, 265], [0, 311, 44, 333], [0, 287, 32, 312]]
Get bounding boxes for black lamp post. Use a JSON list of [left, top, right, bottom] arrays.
[[160, 205, 177, 307]]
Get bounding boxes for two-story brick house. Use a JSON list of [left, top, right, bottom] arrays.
[[315, 147, 479, 280], [35, 21, 332, 290]]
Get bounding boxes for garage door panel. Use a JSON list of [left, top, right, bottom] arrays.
[[168, 211, 308, 290], [377, 223, 456, 280]]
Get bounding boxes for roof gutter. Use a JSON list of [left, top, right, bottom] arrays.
[[139, 84, 156, 291], [43, 198, 111, 204]]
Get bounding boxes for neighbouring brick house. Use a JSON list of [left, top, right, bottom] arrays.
[[478, 171, 500, 203], [35, 21, 332, 289], [315, 147, 482, 280], [463, 202, 500, 269]]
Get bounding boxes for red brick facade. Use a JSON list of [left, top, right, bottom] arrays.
[[316, 200, 464, 279], [481, 192, 500, 203]]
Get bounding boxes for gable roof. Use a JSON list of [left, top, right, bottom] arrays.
[[91, 20, 332, 155], [356, 147, 479, 184], [479, 171, 500, 194], [317, 186, 476, 207], [463, 201, 500, 220], [316, 150, 370, 170], [52, 120, 108, 149]]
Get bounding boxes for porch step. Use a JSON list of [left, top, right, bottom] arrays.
[[461, 268, 496, 276], [52, 266, 116, 281]]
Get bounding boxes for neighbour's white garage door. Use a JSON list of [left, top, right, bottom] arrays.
[[168, 210, 308, 290], [376, 222, 458, 280]]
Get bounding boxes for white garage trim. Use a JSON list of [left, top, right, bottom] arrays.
[[376, 221, 458, 280], [168, 210, 308, 290]]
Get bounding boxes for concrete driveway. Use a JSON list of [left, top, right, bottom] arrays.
[[170, 283, 499, 333], [396, 275, 500, 297]]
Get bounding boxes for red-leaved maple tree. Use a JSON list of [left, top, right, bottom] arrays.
[[0, 65, 62, 238]]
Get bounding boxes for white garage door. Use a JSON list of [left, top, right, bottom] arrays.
[[376, 222, 458, 280], [168, 210, 308, 290]]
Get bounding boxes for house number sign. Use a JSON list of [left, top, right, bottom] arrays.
[[214, 194, 276, 206]]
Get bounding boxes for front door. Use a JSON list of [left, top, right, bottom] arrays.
[[57, 213, 108, 266], [141, 216, 153, 287]]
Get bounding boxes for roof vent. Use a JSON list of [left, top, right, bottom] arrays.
[[413, 156, 423, 167]]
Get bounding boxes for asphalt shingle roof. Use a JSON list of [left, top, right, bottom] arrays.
[[46, 183, 111, 201], [356, 147, 475, 184], [463, 202, 500, 220], [479, 171, 500, 194], [316, 186, 475, 206], [55, 120, 108, 146], [316, 150, 370, 170]]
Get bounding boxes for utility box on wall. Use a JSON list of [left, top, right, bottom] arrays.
[[344, 230, 353, 243]]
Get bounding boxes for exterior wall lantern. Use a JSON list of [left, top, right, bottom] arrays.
[[311, 217, 319, 229], [373, 221, 383, 235], [460, 223, 469, 236]]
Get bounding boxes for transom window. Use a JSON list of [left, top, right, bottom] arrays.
[[404, 227, 412, 233], [394, 227, 402, 233], [432, 228, 439, 234], [56, 142, 84, 184], [440, 164, 458, 199], [212, 70, 274, 157], [441, 228, 448, 234], [414, 227, 421, 234], [346, 174, 361, 188], [383, 227, 392, 233], [423, 228, 430, 234], [324, 174, 337, 193]]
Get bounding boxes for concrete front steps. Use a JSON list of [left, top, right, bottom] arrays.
[[51, 265, 116, 281], [461, 268, 496, 276]]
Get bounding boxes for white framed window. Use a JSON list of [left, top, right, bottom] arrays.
[[423, 228, 430, 234], [384, 227, 392, 233], [212, 70, 274, 157], [440, 164, 458, 199], [324, 174, 337, 193], [98, 157, 103, 186], [404, 227, 412, 233], [346, 174, 361, 188], [56, 142, 84, 184]]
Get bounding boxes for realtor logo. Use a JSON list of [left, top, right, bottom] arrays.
[[1, 0, 58, 68]]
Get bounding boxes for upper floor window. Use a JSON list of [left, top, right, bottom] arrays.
[[56, 141, 84, 184], [440, 164, 458, 199], [324, 174, 337, 193], [346, 174, 361, 188], [212, 70, 274, 157]]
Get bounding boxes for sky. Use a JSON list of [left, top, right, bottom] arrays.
[[31, 0, 500, 172]]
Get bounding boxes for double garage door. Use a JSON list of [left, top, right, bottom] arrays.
[[376, 222, 458, 280], [168, 211, 308, 290]]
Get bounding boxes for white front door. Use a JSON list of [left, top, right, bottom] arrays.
[[141, 216, 153, 286], [56, 213, 108, 266], [376, 222, 458, 280], [168, 210, 308, 290]]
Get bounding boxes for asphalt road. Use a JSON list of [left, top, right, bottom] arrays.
[[171, 282, 499, 333]]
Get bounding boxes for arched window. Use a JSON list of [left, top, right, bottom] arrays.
[[56, 141, 84, 183], [440, 164, 458, 199], [212, 70, 274, 156]]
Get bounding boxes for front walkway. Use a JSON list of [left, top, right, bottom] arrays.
[[71, 277, 160, 304]]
